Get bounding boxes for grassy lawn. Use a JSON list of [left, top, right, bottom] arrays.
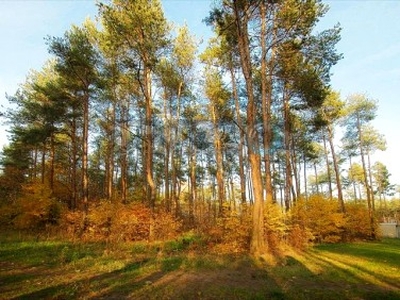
[[0, 233, 399, 299]]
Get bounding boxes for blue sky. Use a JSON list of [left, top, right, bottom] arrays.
[[0, 0, 399, 186]]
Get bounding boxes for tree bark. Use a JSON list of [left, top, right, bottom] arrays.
[[323, 135, 333, 200], [232, 0, 265, 254], [82, 92, 89, 213], [230, 63, 246, 204], [327, 126, 345, 212], [260, 3, 274, 205]]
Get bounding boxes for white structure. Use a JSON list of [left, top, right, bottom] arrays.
[[379, 223, 400, 238]]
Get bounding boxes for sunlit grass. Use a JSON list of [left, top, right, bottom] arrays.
[[0, 233, 399, 299]]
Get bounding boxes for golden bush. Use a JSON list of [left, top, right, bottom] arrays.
[[264, 202, 288, 251], [6, 182, 61, 230], [344, 202, 378, 240], [290, 195, 346, 243]]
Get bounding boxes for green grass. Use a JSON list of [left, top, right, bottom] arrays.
[[0, 233, 399, 299]]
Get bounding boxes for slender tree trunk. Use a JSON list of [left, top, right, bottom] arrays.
[[33, 147, 38, 180], [323, 135, 333, 200], [212, 105, 225, 214], [230, 63, 246, 204], [82, 93, 89, 213], [106, 103, 116, 201], [41, 144, 46, 185], [172, 82, 183, 216], [349, 156, 357, 201], [303, 154, 308, 200], [291, 140, 299, 202], [163, 89, 171, 211], [314, 163, 319, 194], [366, 149, 375, 211], [261, 3, 274, 205], [357, 117, 375, 238], [144, 66, 155, 209], [49, 134, 55, 192], [283, 91, 292, 211], [327, 126, 345, 212], [120, 98, 129, 204], [71, 116, 78, 210], [188, 130, 197, 223]]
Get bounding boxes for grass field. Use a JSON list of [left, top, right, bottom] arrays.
[[1, 233, 399, 299]]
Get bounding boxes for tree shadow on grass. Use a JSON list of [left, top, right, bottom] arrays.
[[11, 255, 287, 300], [11, 258, 156, 300], [8, 246, 400, 300], [300, 251, 400, 300]]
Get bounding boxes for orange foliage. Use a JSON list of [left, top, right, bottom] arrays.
[[60, 201, 182, 242]]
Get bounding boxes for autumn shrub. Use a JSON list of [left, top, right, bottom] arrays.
[[264, 202, 288, 252], [60, 201, 182, 242], [1, 182, 62, 230], [59, 209, 85, 238], [290, 195, 346, 244], [206, 204, 252, 254], [343, 201, 378, 241], [152, 210, 182, 241]]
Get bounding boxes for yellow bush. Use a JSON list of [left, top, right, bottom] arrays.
[[290, 195, 346, 243], [206, 204, 252, 254], [344, 202, 377, 240], [264, 202, 288, 251], [8, 182, 61, 230]]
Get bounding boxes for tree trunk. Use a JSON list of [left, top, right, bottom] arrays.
[[314, 163, 319, 194], [171, 82, 183, 216], [188, 130, 197, 223], [283, 91, 292, 211], [144, 66, 155, 209], [120, 98, 129, 204], [163, 88, 171, 211], [49, 134, 55, 192], [71, 116, 78, 210], [212, 105, 225, 214], [349, 156, 357, 201], [230, 63, 246, 204], [323, 135, 333, 200], [327, 126, 345, 212], [106, 103, 116, 201], [41, 144, 46, 185], [260, 3, 274, 205], [303, 154, 308, 200], [357, 117, 375, 238], [82, 93, 89, 213], [233, 0, 265, 254], [366, 149, 375, 211]]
